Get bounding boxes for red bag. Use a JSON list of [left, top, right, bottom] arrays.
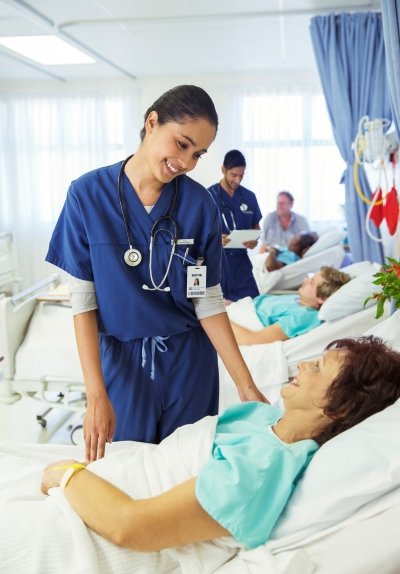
[[370, 187, 384, 227], [384, 186, 399, 235]]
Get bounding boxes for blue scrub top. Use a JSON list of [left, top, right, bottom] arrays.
[[46, 161, 223, 341], [253, 294, 322, 338], [208, 183, 262, 301], [196, 402, 318, 549], [208, 183, 262, 241]]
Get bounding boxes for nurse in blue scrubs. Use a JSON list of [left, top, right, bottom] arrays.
[[46, 85, 266, 461], [208, 150, 262, 301]]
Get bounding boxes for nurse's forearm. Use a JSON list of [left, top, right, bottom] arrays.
[[73, 311, 107, 398], [200, 313, 269, 403]]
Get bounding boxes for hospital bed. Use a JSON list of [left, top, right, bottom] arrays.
[[0, 230, 21, 295], [0, 312, 399, 573], [251, 228, 346, 292], [0, 275, 85, 437], [0, 262, 386, 440], [220, 260, 388, 409]]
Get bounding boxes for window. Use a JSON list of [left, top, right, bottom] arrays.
[[242, 92, 346, 229]]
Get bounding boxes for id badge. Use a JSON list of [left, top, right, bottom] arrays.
[[187, 266, 206, 298]]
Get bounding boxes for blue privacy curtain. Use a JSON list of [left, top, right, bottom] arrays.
[[310, 12, 392, 263], [382, 1, 400, 137]]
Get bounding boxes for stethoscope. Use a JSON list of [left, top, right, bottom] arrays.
[[211, 184, 248, 232], [117, 155, 178, 292]]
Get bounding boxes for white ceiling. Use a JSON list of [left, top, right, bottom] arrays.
[[0, 0, 381, 83]]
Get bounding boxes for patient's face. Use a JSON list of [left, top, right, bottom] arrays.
[[298, 272, 325, 308], [282, 349, 345, 410]]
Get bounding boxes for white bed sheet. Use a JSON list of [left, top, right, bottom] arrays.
[[1, 428, 400, 574], [14, 301, 82, 381], [14, 299, 385, 414]]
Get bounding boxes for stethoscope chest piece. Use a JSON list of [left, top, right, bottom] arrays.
[[124, 248, 142, 267]]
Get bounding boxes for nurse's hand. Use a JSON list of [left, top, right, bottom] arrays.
[[242, 239, 258, 249], [222, 234, 231, 247], [238, 385, 269, 404], [84, 396, 115, 462]]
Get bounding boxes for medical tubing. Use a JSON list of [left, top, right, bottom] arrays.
[[147, 229, 176, 290], [365, 189, 384, 243], [117, 155, 135, 249], [353, 155, 385, 206]]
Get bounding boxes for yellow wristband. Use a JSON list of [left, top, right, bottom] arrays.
[[57, 463, 86, 489]]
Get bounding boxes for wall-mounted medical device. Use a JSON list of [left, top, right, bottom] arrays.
[[353, 116, 397, 165]]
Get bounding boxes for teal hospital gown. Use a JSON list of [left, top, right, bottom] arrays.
[[253, 293, 322, 338], [195, 402, 318, 549]]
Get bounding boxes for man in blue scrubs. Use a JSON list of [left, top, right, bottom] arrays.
[[208, 150, 262, 302]]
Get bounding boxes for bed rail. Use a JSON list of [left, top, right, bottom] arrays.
[[0, 275, 61, 380]]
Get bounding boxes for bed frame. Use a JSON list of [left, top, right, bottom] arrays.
[[0, 275, 85, 438], [0, 231, 21, 295]]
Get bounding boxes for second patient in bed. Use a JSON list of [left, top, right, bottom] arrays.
[[229, 266, 351, 345], [41, 336, 400, 552], [264, 232, 318, 272]]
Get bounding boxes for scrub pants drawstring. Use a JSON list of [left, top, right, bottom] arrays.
[[141, 336, 169, 380]]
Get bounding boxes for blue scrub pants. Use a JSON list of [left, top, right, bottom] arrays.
[[100, 326, 219, 443]]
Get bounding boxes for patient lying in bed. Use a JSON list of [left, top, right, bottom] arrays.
[[265, 232, 318, 272], [1, 336, 399, 574], [228, 266, 350, 345]]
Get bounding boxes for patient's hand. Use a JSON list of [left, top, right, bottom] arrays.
[[41, 459, 79, 495]]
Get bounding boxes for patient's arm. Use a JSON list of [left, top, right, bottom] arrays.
[[265, 248, 285, 272], [231, 321, 289, 345], [74, 311, 115, 462], [42, 463, 229, 551]]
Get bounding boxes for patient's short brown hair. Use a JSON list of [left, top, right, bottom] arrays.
[[317, 266, 351, 300], [315, 336, 400, 444]]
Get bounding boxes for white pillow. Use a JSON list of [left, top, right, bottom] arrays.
[[271, 397, 400, 541], [364, 310, 400, 351], [341, 260, 381, 276], [303, 229, 346, 258], [318, 271, 376, 321], [251, 254, 283, 293]]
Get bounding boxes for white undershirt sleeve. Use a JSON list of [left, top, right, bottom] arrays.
[[68, 276, 225, 319], [68, 275, 98, 316], [193, 284, 226, 320]]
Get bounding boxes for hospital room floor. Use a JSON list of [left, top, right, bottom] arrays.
[[0, 396, 83, 445]]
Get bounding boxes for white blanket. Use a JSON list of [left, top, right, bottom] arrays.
[[0, 417, 250, 574], [1, 415, 400, 574]]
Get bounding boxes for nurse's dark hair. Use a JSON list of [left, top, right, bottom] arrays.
[[223, 149, 246, 169], [314, 335, 400, 445], [140, 85, 218, 141]]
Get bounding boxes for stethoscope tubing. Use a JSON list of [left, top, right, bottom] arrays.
[[117, 156, 179, 291]]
